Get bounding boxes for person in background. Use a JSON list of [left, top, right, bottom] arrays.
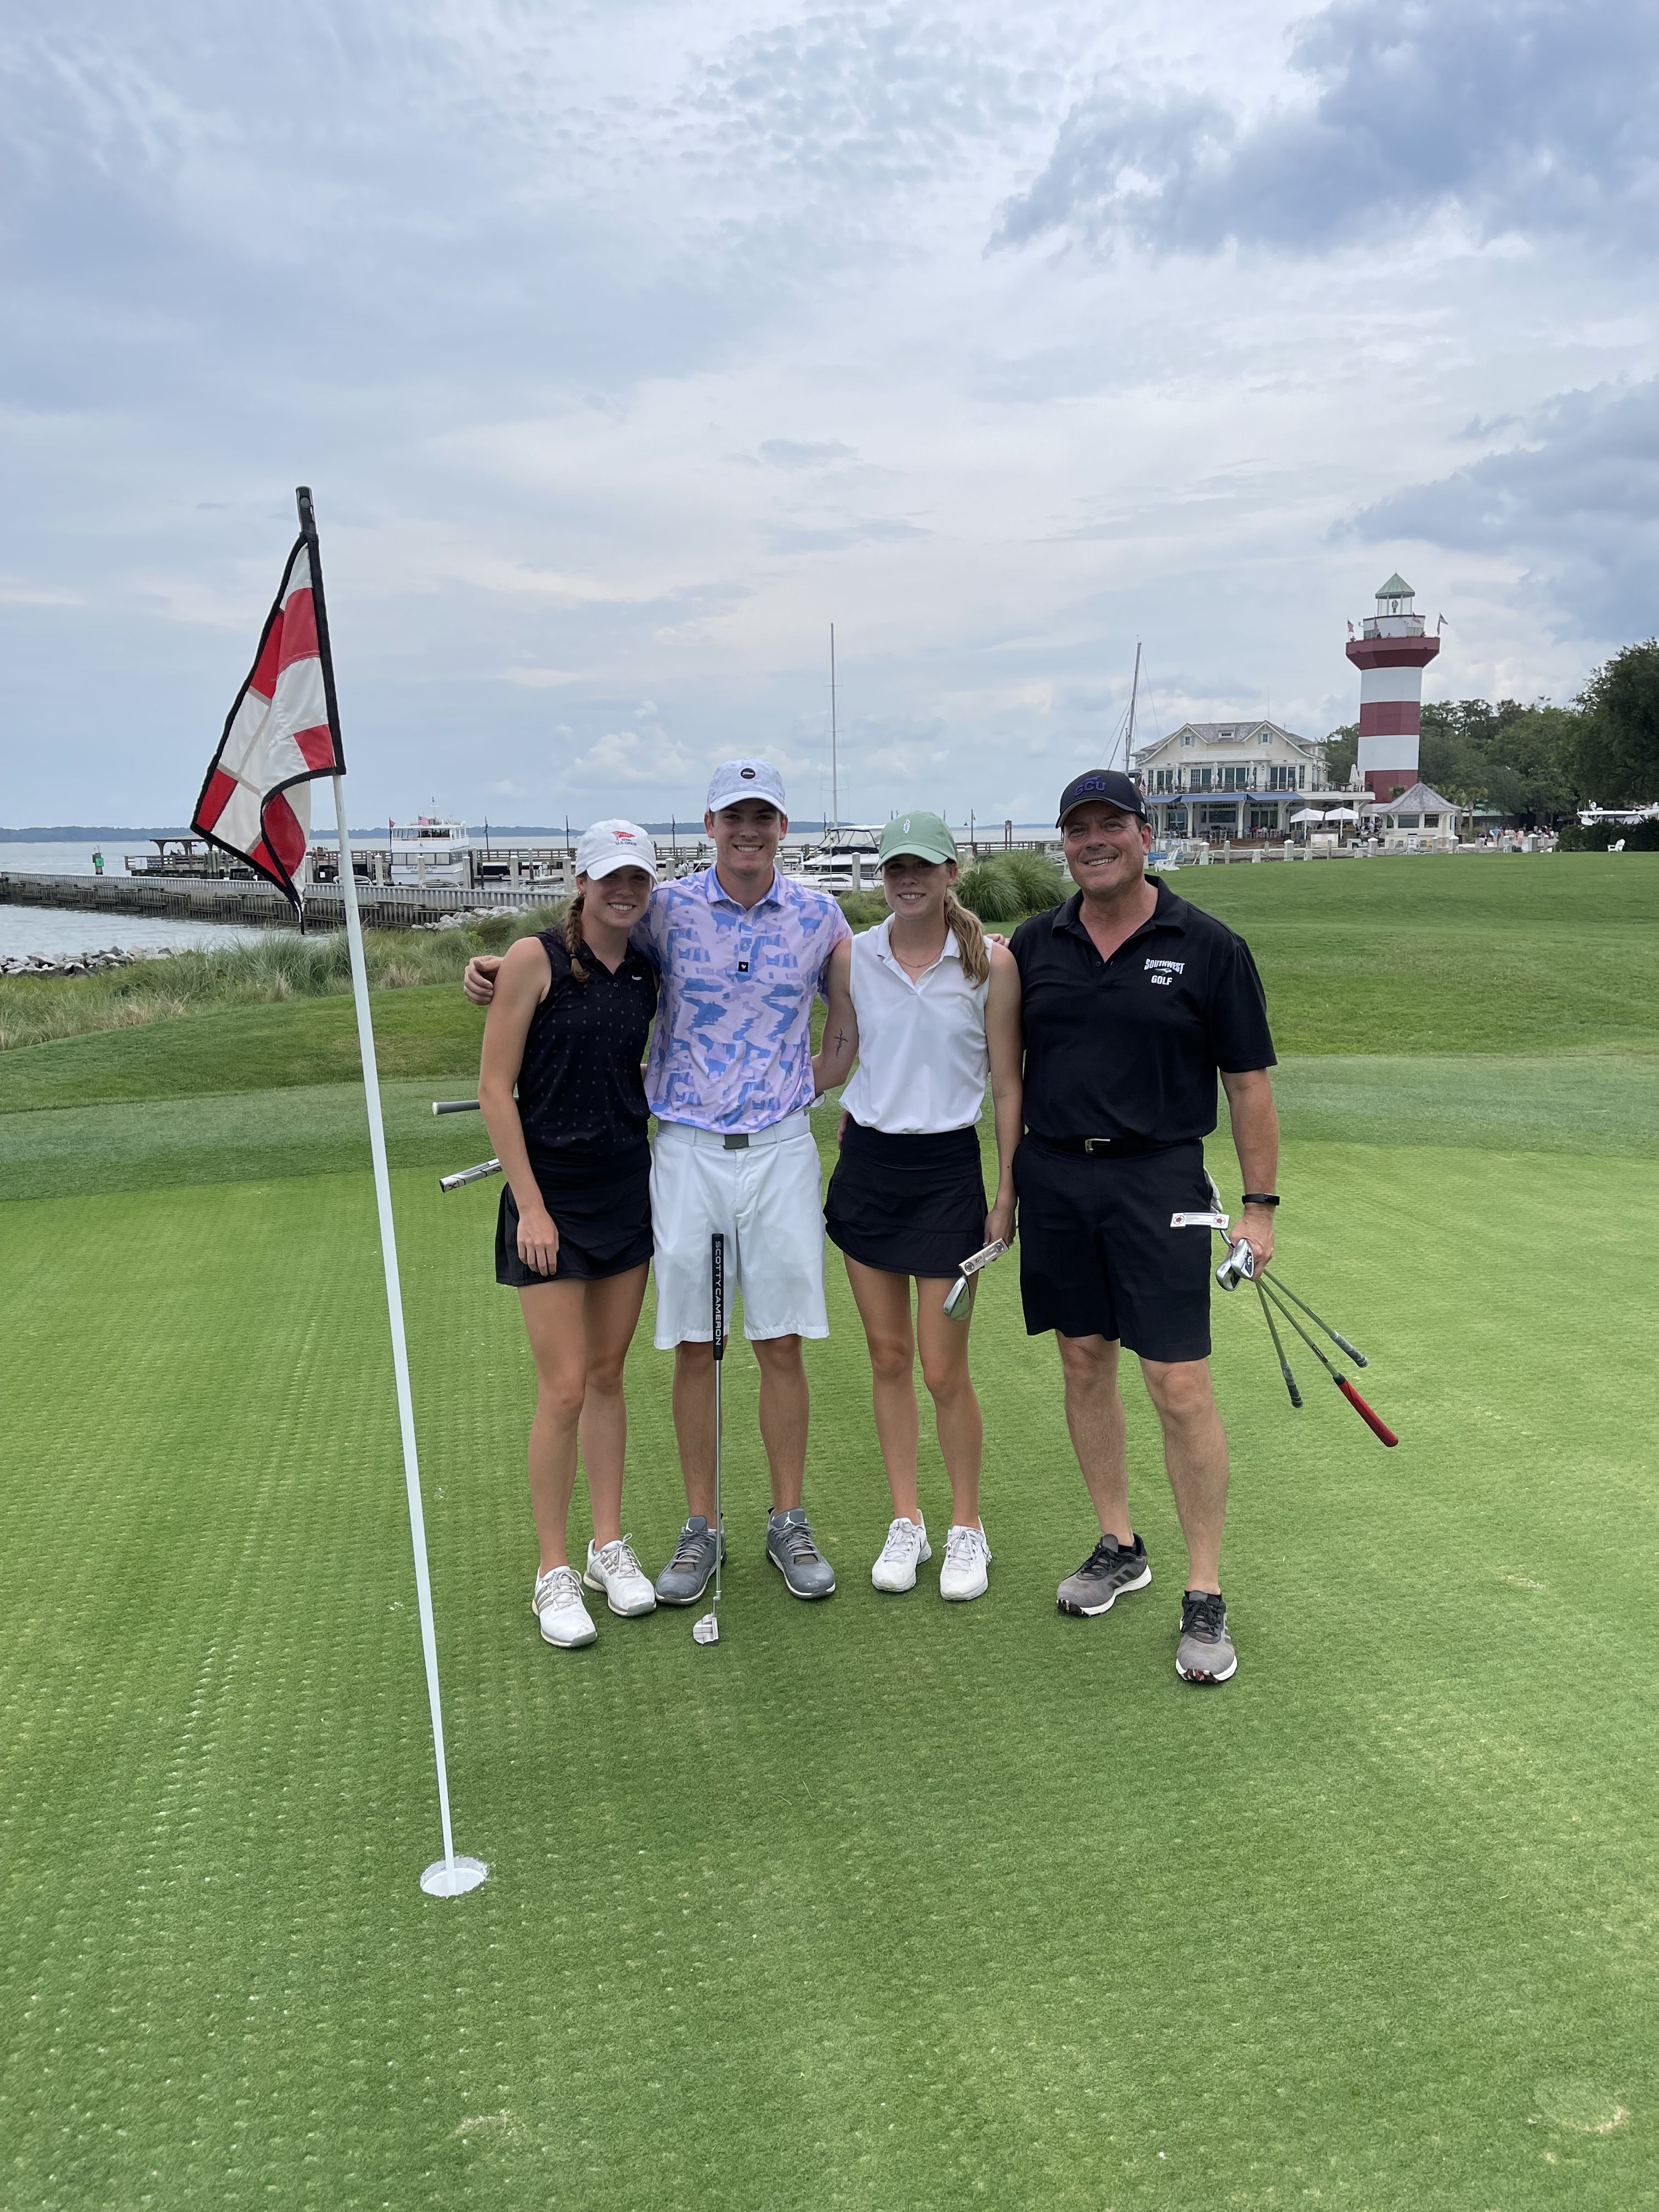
[[476, 820, 662, 1649], [812, 811, 1022, 1601]]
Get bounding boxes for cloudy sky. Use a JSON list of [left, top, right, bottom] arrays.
[[3, 0, 1656, 827]]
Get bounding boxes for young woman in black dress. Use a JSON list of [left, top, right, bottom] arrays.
[[478, 820, 661, 1649]]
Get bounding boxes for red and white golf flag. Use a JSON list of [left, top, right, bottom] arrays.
[[192, 535, 345, 905]]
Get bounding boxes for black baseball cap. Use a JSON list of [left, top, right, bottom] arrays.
[[1056, 769, 1149, 826]]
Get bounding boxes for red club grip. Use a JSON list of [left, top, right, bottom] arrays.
[[1338, 1376, 1398, 1447]]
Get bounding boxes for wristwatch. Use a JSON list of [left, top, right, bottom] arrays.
[[1242, 1192, 1280, 1207]]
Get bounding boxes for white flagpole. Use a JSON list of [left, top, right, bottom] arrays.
[[298, 489, 485, 1900], [329, 778, 486, 1899]]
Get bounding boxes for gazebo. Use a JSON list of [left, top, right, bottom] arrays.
[[1363, 781, 1460, 850]]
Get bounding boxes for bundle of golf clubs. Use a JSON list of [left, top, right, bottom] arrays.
[[1215, 1231, 1398, 1447]]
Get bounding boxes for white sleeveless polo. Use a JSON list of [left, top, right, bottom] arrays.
[[839, 916, 991, 1134]]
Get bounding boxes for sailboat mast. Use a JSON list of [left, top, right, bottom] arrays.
[[829, 623, 839, 838], [1123, 640, 1142, 772]]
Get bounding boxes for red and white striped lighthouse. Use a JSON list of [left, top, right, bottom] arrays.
[[1346, 572, 1440, 799]]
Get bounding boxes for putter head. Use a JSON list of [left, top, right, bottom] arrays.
[[1215, 1237, 1257, 1291], [943, 1237, 1009, 1321], [692, 1610, 720, 1645]]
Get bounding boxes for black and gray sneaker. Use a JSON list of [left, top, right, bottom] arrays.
[[766, 1506, 836, 1599], [654, 1515, 725, 1606], [1175, 1589, 1237, 1684], [1056, 1532, 1152, 1617]]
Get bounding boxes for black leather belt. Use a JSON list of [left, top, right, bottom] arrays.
[[1028, 1132, 1175, 1158]]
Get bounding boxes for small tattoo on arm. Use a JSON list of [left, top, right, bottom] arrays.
[[834, 1029, 849, 1053]]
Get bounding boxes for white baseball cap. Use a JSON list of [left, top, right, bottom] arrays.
[[573, 819, 658, 882], [706, 759, 786, 814]]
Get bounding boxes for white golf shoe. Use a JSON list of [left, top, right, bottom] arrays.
[[531, 1565, 597, 1647], [871, 1515, 930, 1593], [583, 1536, 657, 1617], [939, 1523, 991, 1602]]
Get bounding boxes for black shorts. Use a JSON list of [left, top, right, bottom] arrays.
[[495, 1144, 653, 1288], [1013, 1136, 1214, 1362], [825, 1119, 987, 1279]]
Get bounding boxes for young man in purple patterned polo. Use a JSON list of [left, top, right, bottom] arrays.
[[466, 760, 850, 1601]]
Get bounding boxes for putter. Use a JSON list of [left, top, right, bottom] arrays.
[[438, 1158, 501, 1192], [1255, 1279, 1303, 1407], [431, 1098, 482, 1115], [1259, 1272, 1368, 1367], [942, 1238, 1009, 1322], [1256, 1276, 1398, 1446], [693, 1231, 726, 1646]]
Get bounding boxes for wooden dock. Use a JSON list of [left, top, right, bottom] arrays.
[[0, 872, 552, 933]]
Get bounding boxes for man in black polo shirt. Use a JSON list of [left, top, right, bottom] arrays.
[[1010, 771, 1280, 1685]]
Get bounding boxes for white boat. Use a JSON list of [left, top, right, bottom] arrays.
[[785, 826, 883, 892], [388, 816, 471, 881]]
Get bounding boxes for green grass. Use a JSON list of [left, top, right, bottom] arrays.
[[3, 1135, 1655, 2210], [1171, 851, 1659, 1053], [3, 852, 1657, 2209]]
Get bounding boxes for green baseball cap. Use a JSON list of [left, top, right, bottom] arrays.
[[878, 810, 957, 866]]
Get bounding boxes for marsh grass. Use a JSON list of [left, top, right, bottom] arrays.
[[0, 905, 565, 1052]]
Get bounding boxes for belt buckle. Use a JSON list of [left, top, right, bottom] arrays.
[[1083, 1137, 1111, 1155], [723, 1133, 750, 1150]]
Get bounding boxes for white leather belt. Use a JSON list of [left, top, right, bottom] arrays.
[[659, 1109, 813, 1152]]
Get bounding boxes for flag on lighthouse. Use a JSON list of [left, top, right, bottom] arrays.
[[191, 535, 345, 906]]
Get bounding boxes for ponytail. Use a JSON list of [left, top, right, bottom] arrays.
[[563, 890, 590, 984], [944, 886, 990, 986]]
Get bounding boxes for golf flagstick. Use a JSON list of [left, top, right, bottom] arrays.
[[693, 1232, 725, 1646], [301, 491, 486, 1898]]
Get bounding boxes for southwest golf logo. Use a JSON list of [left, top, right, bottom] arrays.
[[1145, 957, 1184, 988]]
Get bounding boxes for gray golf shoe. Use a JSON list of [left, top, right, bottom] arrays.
[[766, 1506, 836, 1599], [654, 1515, 725, 1606], [1056, 1531, 1152, 1617], [1175, 1589, 1238, 1684]]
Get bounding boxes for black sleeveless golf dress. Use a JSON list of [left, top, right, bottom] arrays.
[[494, 930, 659, 1285]]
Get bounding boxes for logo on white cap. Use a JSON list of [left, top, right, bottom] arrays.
[[741, 768, 755, 779]]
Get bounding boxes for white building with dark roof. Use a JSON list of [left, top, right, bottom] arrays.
[[1130, 719, 1333, 844]]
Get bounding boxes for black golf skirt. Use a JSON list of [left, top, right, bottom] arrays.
[[495, 1142, 653, 1287], [825, 1118, 988, 1280]]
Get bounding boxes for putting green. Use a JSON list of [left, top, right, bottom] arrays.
[[2, 851, 1655, 2208], [2, 1121, 1655, 2210]]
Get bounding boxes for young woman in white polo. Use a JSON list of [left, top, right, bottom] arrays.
[[477, 820, 663, 1650], [814, 812, 1023, 1601]]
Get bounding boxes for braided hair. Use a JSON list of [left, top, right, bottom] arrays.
[[563, 888, 589, 984]]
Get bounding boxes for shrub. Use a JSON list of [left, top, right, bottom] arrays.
[[952, 861, 1025, 923]]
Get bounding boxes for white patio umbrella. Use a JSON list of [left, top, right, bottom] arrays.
[[1323, 806, 1359, 821], [1288, 807, 1327, 823]]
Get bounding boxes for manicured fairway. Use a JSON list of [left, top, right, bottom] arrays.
[[2, 855, 1656, 2210]]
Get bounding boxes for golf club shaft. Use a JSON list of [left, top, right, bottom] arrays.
[[431, 1099, 481, 1115], [438, 1158, 501, 1192], [1255, 1280, 1303, 1407], [712, 1232, 725, 1607], [1258, 1278, 1397, 1446], [1260, 1271, 1367, 1366]]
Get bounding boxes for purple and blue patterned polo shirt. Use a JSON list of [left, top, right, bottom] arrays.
[[632, 866, 850, 1133]]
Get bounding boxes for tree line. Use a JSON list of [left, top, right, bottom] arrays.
[[1321, 637, 1659, 845]]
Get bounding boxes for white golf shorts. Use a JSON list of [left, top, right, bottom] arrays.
[[650, 1112, 829, 1348]]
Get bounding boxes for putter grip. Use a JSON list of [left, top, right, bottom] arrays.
[[1338, 1377, 1398, 1447], [1284, 1369, 1304, 1409], [711, 1232, 725, 1361]]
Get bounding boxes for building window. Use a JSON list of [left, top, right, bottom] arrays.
[[1298, 766, 1306, 788], [1423, 814, 1440, 828], [1153, 768, 1177, 792], [1166, 807, 1188, 832], [1189, 766, 1213, 792], [1267, 764, 1296, 792], [1260, 729, 1272, 743], [1249, 806, 1278, 833], [1396, 814, 1420, 828], [1181, 732, 1193, 746], [1219, 766, 1249, 791]]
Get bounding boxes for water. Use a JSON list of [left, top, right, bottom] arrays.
[[0, 905, 269, 961], [0, 840, 279, 961]]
